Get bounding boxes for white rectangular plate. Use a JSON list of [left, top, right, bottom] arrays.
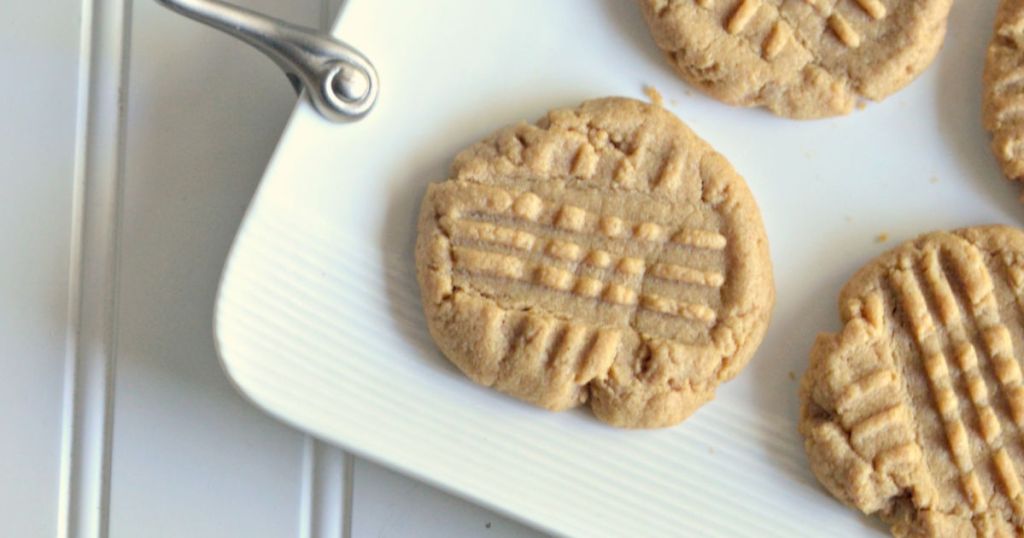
[[215, 1, 1015, 535]]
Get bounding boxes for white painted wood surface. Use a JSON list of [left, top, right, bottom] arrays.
[[1, 0, 543, 536], [1, 2, 81, 536]]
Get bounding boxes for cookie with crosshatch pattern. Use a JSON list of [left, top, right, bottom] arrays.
[[985, 0, 1024, 184], [800, 226, 1024, 535], [414, 97, 774, 428], [638, 0, 953, 118]]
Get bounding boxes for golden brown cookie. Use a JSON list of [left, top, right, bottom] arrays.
[[800, 226, 1024, 536], [985, 0, 1024, 183], [415, 97, 774, 429], [638, 0, 954, 118]]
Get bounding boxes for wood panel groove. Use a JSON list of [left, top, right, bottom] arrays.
[[300, 437, 354, 538], [58, 0, 133, 537]]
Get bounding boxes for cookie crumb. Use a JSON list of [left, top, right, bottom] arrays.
[[788, 370, 796, 381], [643, 85, 664, 107], [856, 101, 867, 111], [844, 215, 853, 223], [486, 522, 492, 529], [803, 150, 815, 159], [876, 233, 889, 243], [708, 446, 715, 455], [929, 176, 939, 184]]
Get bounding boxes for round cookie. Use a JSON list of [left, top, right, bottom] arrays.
[[638, 0, 954, 118], [800, 226, 1024, 536], [415, 97, 774, 428], [985, 0, 1024, 183]]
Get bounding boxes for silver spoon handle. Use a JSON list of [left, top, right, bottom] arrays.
[[155, 0, 378, 122]]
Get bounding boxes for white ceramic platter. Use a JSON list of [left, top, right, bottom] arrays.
[[215, 1, 1017, 535]]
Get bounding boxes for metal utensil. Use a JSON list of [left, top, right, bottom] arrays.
[[155, 0, 378, 122]]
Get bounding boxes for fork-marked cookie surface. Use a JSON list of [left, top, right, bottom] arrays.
[[416, 98, 774, 428]]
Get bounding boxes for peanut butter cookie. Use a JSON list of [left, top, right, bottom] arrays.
[[801, 226, 1024, 536], [985, 0, 1024, 183], [638, 0, 953, 118], [415, 97, 774, 428]]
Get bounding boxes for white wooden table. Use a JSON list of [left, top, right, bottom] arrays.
[[1, 1, 545, 536]]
